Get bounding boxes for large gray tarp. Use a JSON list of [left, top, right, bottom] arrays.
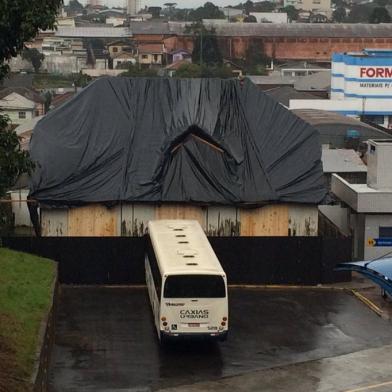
[[29, 77, 326, 205]]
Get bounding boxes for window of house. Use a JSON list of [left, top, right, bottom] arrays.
[[379, 227, 392, 238], [18, 111, 26, 119], [142, 54, 148, 59], [153, 54, 159, 62], [113, 47, 118, 53]]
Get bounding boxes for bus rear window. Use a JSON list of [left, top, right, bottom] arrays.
[[164, 275, 226, 298]]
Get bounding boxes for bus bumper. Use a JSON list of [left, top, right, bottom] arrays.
[[161, 330, 228, 342]]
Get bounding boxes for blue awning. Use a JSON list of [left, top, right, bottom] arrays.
[[336, 258, 392, 296]]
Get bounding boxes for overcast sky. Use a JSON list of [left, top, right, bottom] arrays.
[[65, 0, 239, 8]]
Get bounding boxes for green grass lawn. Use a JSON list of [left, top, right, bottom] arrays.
[[33, 73, 75, 89], [0, 248, 56, 391]]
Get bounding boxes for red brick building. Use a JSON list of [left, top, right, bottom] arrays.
[[171, 23, 392, 62]]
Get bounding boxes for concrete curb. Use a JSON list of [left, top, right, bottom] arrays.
[[30, 265, 59, 392]]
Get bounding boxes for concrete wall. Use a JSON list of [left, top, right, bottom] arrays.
[[2, 109, 34, 126], [319, 205, 350, 236], [364, 214, 392, 259], [42, 56, 87, 74]]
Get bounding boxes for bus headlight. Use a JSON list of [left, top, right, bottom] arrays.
[[163, 321, 168, 327]]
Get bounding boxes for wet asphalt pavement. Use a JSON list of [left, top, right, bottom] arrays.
[[49, 287, 392, 392]]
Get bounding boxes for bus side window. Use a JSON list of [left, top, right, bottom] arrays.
[[147, 235, 162, 300]]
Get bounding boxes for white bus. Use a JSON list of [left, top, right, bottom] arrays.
[[145, 219, 228, 343]]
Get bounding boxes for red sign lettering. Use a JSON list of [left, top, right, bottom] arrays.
[[359, 67, 392, 78]]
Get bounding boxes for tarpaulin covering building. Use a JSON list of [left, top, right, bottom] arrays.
[[29, 77, 326, 206]]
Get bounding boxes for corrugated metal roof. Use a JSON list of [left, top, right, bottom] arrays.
[[131, 22, 171, 35], [294, 71, 331, 91], [322, 149, 367, 173], [246, 74, 297, 85], [265, 86, 324, 106], [171, 22, 392, 37], [55, 23, 392, 38], [292, 109, 386, 129], [56, 26, 132, 38], [292, 108, 391, 148]]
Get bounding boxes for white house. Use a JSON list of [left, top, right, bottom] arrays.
[[0, 88, 44, 126]]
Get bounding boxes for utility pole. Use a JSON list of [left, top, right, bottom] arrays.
[[200, 28, 203, 66]]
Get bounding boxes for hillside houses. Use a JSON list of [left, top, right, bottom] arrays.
[[0, 87, 44, 126]]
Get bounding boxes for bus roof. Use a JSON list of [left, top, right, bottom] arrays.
[[148, 220, 225, 277]]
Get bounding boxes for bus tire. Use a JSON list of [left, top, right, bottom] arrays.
[[160, 333, 167, 345], [219, 332, 228, 342]]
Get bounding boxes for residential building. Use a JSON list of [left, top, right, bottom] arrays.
[[0, 88, 44, 126], [106, 16, 127, 27], [249, 12, 288, 23], [138, 43, 165, 67], [113, 52, 136, 69], [169, 49, 191, 64], [284, 0, 332, 15], [56, 17, 76, 28], [53, 23, 392, 63], [107, 40, 135, 58], [162, 59, 192, 77], [290, 49, 392, 129], [332, 139, 392, 259]]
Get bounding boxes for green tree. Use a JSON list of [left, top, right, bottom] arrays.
[[73, 72, 92, 88], [0, 116, 35, 197], [332, 6, 347, 22], [254, 1, 275, 12], [347, 4, 373, 22], [148, 6, 162, 18], [369, 7, 391, 23], [0, 0, 61, 198], [186, 23, 223, 66], [332, 0, 347, 7], [245, 40, 269, 72], [69, 0, 84, 12], [243, 0, 254, 14], [0, 0, 62, 79], [22, 48, 45, 72], [282, 5, 299, 21], [120, 64, 159, 77], [175, 63, 203, 77], [244, 15, 257, 22], [188, 2, 225, 21], [174, 63, 233, 78]]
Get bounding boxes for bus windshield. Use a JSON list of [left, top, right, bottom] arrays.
[[164, 275, 226, 298]]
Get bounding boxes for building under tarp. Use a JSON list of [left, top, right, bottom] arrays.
[[28, 77, 327, 236]]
